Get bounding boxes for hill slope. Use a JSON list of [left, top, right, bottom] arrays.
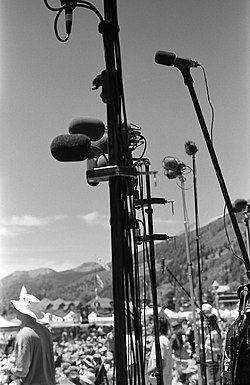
[[0, 213, 247, 315]]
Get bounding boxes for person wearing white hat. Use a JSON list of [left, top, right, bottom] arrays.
[[6, 286, 56, 385], [79, 371, 96, 385]]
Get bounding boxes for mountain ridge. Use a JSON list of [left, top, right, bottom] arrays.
[[0, 213, 247, 316]]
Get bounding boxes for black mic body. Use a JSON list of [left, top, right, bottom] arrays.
[[69, 117, 108, 158], [60, 0, 77, 36], [233, 198, 248, 213], [155, 51, 199, 71], [51, 134, 91, 162], [65, 6, 73, 35], [69, 117, 106, 141]]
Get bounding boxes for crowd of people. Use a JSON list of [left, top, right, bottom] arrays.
[[0, 287, 232, 385]]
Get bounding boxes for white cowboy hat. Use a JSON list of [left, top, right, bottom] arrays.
[[11, 286, 44, 319], [202, 303, 212, 313]]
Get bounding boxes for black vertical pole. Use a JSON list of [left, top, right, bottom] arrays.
[[145, 163, 163, 385], [192, 154, 207, 385], [101, 1, 129, 384]]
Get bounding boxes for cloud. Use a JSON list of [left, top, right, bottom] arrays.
[[154, 217, 178, 225], [80, 211, 109, 228], [153, 216, 184, 236], [0, 214, 68, 238]]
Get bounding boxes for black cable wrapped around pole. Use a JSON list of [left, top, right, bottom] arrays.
[[101, 1, 129, 383]]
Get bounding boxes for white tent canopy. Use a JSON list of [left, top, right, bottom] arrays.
[[0, 316, 19, 328], [143, 307, 178, 320], [0, 316, 20, 333]]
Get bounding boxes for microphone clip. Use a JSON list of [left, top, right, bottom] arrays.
[[60, 0, 77, 6]]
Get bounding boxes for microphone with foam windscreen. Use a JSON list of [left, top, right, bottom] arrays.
[[50, 134, 91, 162], [69, 117, 108, 158], [69, 117, 105, 141], [233, 199, 248, 213]]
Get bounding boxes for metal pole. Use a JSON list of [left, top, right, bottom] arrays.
[[192, 154, 207, 385], [179, 175, 203, 385], [145, 162, 163, 385], [102, 1, 129, 383]]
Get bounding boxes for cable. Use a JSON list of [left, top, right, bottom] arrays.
[[223, 204, 244, 263], [44, 0, 104, 42], [199, 65, 215, 144]]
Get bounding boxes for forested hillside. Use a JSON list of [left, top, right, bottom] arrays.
[[0, 213, 247, 316]]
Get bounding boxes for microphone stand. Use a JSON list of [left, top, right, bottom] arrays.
[[177, 67, 250, 281], [178, 174, 203, 385], [44, 2, 145, 384], [99, 1, 131, 383], [144, 162, 164, 385], [243, 203, 250, 261], [190, 151, 208, 385]]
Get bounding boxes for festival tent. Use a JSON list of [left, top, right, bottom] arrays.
[[0, 316, 20, 332], [88, 311, 114, 326], [143, 306, 178, 320], [164, 308, 179, 319], [95, 315, 114, 326], [219, 308, 238, 320], [177, 310, 192, 320], [9, 317, 21, 326]]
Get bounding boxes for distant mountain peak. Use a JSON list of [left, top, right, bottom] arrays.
[[1, 268, 55, 281]]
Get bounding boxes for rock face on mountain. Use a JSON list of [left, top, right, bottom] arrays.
[[0, 213, 247, 316]]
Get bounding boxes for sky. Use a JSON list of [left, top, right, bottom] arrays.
[[0, 0, 249, 280]]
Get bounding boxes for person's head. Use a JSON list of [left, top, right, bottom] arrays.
[[64, 366, 80, 384], [11, 286, 44, 321], [171, 320, 180, 331], [202, 303, 212, 316], [206, 314, 219, 331], [61, 362, 71, 373], [158, 317, 169, 335], [80, 371, 95, 385], [82, 357, 95, 372], [92, 354, 102, 366]]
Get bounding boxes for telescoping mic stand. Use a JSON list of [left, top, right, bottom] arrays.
[[45, 2, 173, 384], [154, 50, 250, 281]]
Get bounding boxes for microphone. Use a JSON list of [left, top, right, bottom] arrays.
[[232, 198, 248, 213], [162, 156, 186, 172], [206, 314, 221, 338], [185, 140, 198, 156], [155, 51, 199, 71], [65, 6, 73, 36], [162, 156, 186, 180], [69, 117, 108, 158], [69, 117, 106, 142], [51, 134, 91, 162], [60, 0, 77, 36]]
